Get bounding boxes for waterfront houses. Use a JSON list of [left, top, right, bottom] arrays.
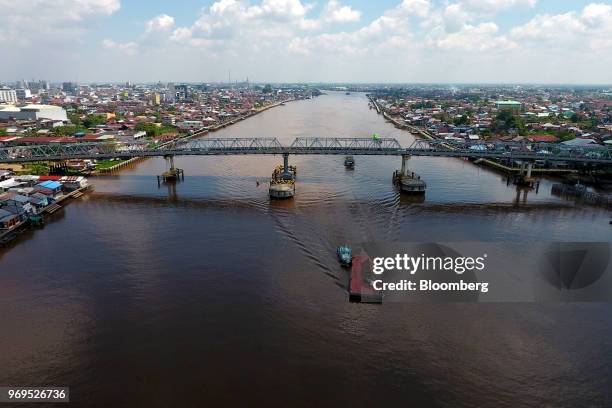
[[0, 82, 318, 170], [0, 174, 88, 224], [370, 85, 611, 148]]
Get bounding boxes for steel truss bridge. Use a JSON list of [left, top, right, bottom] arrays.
[[1, 137, 611, 165]]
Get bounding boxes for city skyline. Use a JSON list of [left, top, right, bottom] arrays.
[[1, 0, 612, 84]]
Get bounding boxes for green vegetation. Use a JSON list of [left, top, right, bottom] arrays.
[[95, 159, 125, 170], [491, 110, 526, 135], [135, 122, 176, 137], [262, 84, 273, 94], [411, 101, 435, 109], [52, 125, 85, 136], [24, 163, 50, 175], [68, 113, 107, 129], [453, 115, 470, 126], [0, 128, 6, 136]]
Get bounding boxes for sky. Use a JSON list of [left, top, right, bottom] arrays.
[[1, 0, 612, 84]]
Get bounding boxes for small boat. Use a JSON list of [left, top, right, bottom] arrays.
[[344, 156, 355, 168], [337, 246, 352, 267]]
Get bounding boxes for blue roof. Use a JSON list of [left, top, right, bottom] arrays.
[[38, 180, 62, 189]]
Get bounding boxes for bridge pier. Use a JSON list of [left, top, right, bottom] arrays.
[[526, 162, 533, 178], [158, 154, 184, 185], [393, 155, 426, 194], [282, 153, 293, 180], [512, 161, 539, 190], [270, 153, 297, 199], [400, 154, 408, 176]]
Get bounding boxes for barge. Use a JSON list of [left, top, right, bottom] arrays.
[[393, 170, 426, 194]]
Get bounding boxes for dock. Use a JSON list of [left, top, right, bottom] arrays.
[[0, 185, 90, 245]]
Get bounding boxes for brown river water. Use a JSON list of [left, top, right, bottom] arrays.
[[0, 92, 611, 407]]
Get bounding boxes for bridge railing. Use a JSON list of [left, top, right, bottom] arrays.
[[290, 137, 402, 151], [178, 137, 284, 152], [1, 138, 611, 164]]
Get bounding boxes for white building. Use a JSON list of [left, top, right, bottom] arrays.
[[0, 88, 17, 103], [0, 104, 68, 122], [16, 89, 32, 100]]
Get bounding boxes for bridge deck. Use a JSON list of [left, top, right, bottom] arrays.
[[0, 137, 610, 164]]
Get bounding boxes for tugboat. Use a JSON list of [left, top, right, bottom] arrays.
[[344, 156, 355, 169], [337, 246, 352, 267]]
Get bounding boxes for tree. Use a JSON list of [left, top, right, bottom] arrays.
[[135, 122, 175, 137], [262, 84, 273, 94], [68, 113, 82, 126], [453, 115, 470, 126], [82, 114, 106, 128], [52, 125, 80, 136], [491, 110, 525, 135]]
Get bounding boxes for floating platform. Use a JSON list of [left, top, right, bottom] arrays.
[[393, 170, 426, 194]]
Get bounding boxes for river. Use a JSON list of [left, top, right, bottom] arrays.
[[0, 92, 610, 407]]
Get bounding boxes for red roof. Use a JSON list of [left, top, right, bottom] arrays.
[[12, 137, 78, 144], [529, 134, 559, 143]]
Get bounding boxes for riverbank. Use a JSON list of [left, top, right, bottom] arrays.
[[94, 98, 301, 175], [0, 184, 90, 245], [368, 95, 578, 175]]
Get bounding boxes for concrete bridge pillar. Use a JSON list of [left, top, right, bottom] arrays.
[[164, 154, 176, 170], [282, 153, 292, 179], [401, 155, 411, 176], [526, 162, 533, 178]]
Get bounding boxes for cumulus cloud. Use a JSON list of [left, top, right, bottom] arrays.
[[509, 2, 612, 49], [145, 14, 175, 33], [288, 0, 430, 56], [398, 0, 432, 18], [0, 0, 120, 44], [432, 22, 517, 51], [459, 0, 537, 13], [321, 0, 361, 23], [2, 0, 612, 84]]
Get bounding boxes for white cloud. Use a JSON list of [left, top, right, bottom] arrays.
[[0, 0, 121, 20], [322, 0, 361, 23], [102, 39, 138, 56], [509, 3, 612, 49], [0, 0, 120, 44], [3, 0, 612, 84], [432, 22, 517, 51], [459, 0, 537, 13], [442, 4, 472, 32], [398, 0, 432, 18], [145, 14, 175, 33]]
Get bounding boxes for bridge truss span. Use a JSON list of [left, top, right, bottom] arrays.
[[290, 137, 402, 153], [0, 137, 611, 164]]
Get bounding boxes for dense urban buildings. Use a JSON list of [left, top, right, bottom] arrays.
[[0, 81, 317, 149]]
